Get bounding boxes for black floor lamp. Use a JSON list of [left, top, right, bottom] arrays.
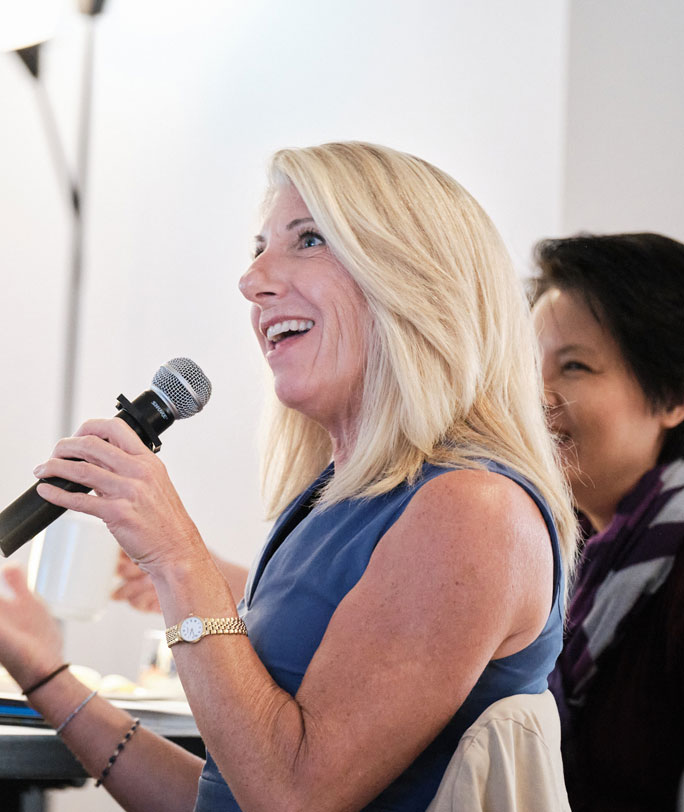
[[4, 1, 113, 622], [10, 0, 107, 437]]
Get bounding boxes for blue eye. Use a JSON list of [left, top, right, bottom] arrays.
[[298, 230, 325, 249]]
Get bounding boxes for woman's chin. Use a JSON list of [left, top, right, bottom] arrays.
[[273, 381, 313, 415]]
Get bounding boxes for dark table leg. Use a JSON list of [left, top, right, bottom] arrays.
[[0, 784, 45, 812], [0, 779, 86, 812]]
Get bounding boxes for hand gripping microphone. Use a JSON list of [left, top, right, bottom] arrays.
[[0, 357, 212, 558]]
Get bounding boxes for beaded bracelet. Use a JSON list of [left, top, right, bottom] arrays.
[[56, 690, 97, 735], [24, 663, 70, 696], [95, 718, 141, 788]]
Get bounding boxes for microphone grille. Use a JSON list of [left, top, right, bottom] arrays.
[[152, 357, 212, 419]]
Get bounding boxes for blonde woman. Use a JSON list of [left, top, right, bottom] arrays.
[[0, 142, 575, 812]]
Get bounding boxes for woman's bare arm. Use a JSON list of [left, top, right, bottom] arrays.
[[33, 419, 553, 812], [0, 567, 203, 812], [152, 469, 553, 812]]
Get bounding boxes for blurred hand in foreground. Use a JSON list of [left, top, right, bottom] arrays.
[[112, 550, 249, 613], [0, 566, 64, 690]]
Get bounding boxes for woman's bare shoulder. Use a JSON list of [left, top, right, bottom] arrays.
[[397, 467, 550, 555], [370, 467, 554, 655]]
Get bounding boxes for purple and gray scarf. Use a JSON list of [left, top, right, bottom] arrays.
[[551, 458, 684, 716]]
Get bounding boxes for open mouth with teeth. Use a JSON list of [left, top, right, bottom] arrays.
[[266, 319, 315, 346]]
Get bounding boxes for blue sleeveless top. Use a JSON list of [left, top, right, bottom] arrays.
[[195, 460, 564, 811]]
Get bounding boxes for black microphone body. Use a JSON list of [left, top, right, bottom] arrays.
[[0, 358, 211, 559]]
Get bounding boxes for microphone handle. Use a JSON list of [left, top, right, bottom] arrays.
[[0, 478, 89, 558], [0, 399, 170, 558]]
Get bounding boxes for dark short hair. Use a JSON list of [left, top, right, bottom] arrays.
[[531, 232, 684, 462]]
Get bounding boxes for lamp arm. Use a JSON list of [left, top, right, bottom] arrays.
[[15, 18, 99, 436]]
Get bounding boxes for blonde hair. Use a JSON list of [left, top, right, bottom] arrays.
[[258, 142, 577, 573]]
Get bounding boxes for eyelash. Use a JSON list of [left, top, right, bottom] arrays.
[[252, 228, 325, 259], [295, 228, 325, 249], [561, 361, 592, 373]]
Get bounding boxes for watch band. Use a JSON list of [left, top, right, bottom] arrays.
[[166, 616, 248, 647]]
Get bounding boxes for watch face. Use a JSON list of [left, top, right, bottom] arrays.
[[179, 616, 204, 642]]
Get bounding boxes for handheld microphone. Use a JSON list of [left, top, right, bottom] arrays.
[[0, 357, 212, 558]]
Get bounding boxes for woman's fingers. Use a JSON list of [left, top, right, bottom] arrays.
[[0, 564, 27, 594], [35, 481, 113, 520], [116, 550, 139, 578], [29, 417, 200, 571], [0, 566, 65, 686], [112, 575, 161, 613], [39, 433, 150, 478], [34, 456, 132, 497], [32, 418, 151, 479], [112, 552, 162, 612], [32, 419, 163, 509], [73, 418, 149, 454], [0, 565, 31, 609]]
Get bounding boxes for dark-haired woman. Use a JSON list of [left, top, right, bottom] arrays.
[[532, 232, 684, 812]]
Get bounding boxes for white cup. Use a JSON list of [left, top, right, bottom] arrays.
[[27, 513, 120, 621]]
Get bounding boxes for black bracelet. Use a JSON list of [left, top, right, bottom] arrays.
[[95, 718, 141, 788], [24, 663, 70, 696]]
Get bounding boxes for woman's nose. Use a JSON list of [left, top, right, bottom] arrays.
[[238, 253, 287, 302], [541, 368, 567, 412], [543, 382, 562, 410], [539, 359, 561, 410]]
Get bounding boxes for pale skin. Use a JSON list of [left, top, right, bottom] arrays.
[[0, 186, 554, 812], [533, 288, 684, 531]]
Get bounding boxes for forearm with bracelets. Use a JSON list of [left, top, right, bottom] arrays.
[[24, 666, 203, 812]]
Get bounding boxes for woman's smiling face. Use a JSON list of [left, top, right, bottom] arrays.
[[239, 184, 368, 451], [533, 286, 675, 530]]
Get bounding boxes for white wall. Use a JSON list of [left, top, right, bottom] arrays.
[[563, 0, 684, 240], [0, 1, 570, 808]]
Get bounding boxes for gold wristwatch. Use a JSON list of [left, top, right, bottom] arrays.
[[165, 615, 248, 647]]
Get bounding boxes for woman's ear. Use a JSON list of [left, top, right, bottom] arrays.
[[661, 402, 684, 430]]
